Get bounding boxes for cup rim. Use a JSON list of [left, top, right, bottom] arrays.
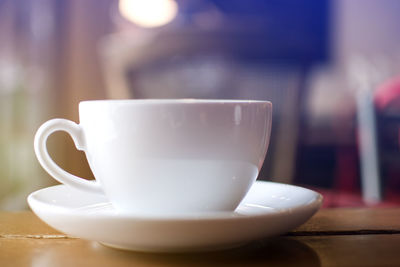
[[80, 99, 272, 106]]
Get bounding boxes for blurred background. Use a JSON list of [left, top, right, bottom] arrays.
[[1, 0, 400, 209]]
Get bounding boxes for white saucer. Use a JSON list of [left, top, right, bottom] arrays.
[[27, 181, 322, 252]]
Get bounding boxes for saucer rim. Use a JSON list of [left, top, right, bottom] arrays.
[[27, 181, 323, 221]]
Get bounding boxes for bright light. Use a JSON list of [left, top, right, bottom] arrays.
[[119, 0, 178, 28]]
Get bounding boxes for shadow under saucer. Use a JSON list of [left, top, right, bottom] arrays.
[[91, 237, 321, 267]]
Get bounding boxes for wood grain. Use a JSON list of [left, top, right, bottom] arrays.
[[294, 208, 400, 233], [1, 209, 400, 267]]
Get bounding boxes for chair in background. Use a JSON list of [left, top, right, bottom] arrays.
[[99, 0, 329, 185], [100, 27, 310, 185], [375, 75, 400, 203]]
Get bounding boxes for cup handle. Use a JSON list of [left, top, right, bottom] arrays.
[[34, 118, 102, 194]]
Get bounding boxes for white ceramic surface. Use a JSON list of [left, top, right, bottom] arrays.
[[34, 99, 272, 215], [28, 181, 322, 253]]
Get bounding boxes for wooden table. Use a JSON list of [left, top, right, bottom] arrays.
[[1, 208, 400, 266]]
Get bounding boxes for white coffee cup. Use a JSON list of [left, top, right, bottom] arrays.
[[34, 99, 272, 216]]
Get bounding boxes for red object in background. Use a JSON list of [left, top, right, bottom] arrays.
[[374, 75, 400, 153], [375, 75, 400, 112], [375, 75, 400, 150]]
